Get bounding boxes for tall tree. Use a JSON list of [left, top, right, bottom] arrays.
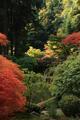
[[39, 0, 62, 34], [57, 0, 80, 36], [0, 0, 32, 56]]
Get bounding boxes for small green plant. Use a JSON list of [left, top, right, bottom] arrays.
[[59, 95, 80, 117]]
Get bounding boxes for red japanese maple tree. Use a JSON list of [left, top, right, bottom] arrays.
[[62, 32, 80, 45], [0, 33, 9, 46], [0, 56, 27, 120]]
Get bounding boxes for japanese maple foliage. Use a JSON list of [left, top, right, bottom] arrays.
[[62, 32, 80, 45], [0, 55, 26, 120], [0, 33, 9, 46]]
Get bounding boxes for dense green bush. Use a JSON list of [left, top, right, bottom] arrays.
[[50, 52, 80, 97], [15, 56, 38, 71], [24, 71, 51, 103], [59, 95, 80, 116], [49, 52, 80, 116]]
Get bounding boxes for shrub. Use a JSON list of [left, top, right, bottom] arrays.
[[36, 40, 63, 72], [44, 40, 62, 58], [60, 32, 80, 59], [26, 46, 44, 58], [50, 52, 80, 116], [49, 34, 62, 42], [0, 33, 9, 46], [50, 52, 80, 97], [0, 55, 26, 120], [15, 55, 38, 71], [0, 33, 9, 55], [62, 32, 80, 46], [24, 71, 51, 103], [59, 95, 80, 116], [43, 40, 69, 63]]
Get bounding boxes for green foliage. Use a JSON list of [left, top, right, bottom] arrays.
[[49, 34, 62, 42], [24, 20, 48, 50], [59, 95, 80, 116], [50, 52, 80, 97], [15, 56, 38, 71], [24, 71, 51, 103], [39, 0, 62, 34], [57, 0, 80, 36], [8, 55, 17, 62]]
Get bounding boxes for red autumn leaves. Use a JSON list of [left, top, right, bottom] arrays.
[[0, 33, 9, 46], [0, 56, 26, 120], [62, 32, 80, 45]]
